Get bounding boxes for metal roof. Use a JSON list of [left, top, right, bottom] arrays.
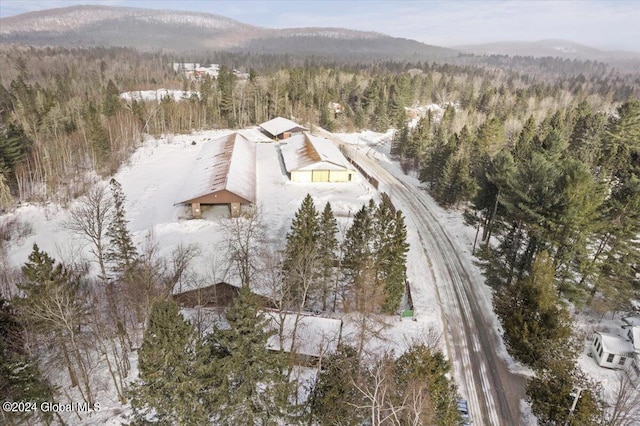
[[259, 117, 307, 137], [175, 132, 255, 205], [263, 311, 342, 358], [280, 132, 353, 172], [596, 332, 635, 356]]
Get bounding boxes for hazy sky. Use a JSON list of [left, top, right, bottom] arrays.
[[1, 0, 638, 51]]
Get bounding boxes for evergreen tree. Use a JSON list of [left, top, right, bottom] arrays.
[[527, 361, 604, 426], [282, 194, 320, 309], [393, 343, 460, 426], [16, 244, 93, 404], [373, 195, 409, 314], [0, 298, 54, 426], [85, 101, 111, 167], [106, 178, 138, 280], [309, 345, 363, 426], [342, 201, 377, 312], [317, 202, 338, 311], [208, 286, 290, 425], [102, 79, 121, 117], [131, 298, 210, 425], [493, 252, 573, 368]]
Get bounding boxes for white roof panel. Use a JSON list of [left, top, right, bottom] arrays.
[[176, 132, 255, 204], [597, 332, 635, 356], [260, 117, 307, 137], [264, 311, 342, 358], [280, 132, 354, 173]]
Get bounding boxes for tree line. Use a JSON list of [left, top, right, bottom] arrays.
[[1, 46, 638, 208]]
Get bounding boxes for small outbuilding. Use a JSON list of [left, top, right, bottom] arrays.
[[591, 331, 635, 369], [173, 282, 275, 309], [259, 117, 308, 140], [280, 132, 356, 183], [175, 132, 255, 218], [264, 311, 343, 365]]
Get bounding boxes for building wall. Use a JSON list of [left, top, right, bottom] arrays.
[[291, 170, 313, 183], [291, 169, 355, 183], [328, 170, 355, 182]]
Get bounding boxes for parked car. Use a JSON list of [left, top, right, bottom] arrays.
[[457, 398, 472, 425]]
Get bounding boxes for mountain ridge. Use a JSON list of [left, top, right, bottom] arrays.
[[0, 5, 457, 59], [454, 39, 640, 60], [2, 5, 637, 63]]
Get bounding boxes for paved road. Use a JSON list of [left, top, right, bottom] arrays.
[[327, 134, 527, 426]]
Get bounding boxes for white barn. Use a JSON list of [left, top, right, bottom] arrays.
[[280, 132, 356, 183]]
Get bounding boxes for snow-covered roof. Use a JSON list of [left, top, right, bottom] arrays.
[[596, 332, 635, 356], [628, 326, 640, 352], [238, 127, 274, 143], [175, 132, 256, 205], [622, 315, 640, 327], [259, 117, 307, 138], [280, 132, 354, 172], [264, 311, 342, 358]]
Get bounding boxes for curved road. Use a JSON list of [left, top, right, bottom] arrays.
[[330, 134, 527, 426]]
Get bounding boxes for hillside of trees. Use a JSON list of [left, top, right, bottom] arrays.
[[1, 45, 639, 424]]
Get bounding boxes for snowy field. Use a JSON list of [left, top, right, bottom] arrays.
[[3, 127, 631, 424]]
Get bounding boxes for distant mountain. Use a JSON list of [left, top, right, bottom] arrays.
[[454, 39, 640, 61], [0, 5, 457, 60]]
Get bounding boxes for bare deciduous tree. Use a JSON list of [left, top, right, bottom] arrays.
[[220, 206, 265, 287], [606, 371, 640, 426], [63, 185, 113, 280]]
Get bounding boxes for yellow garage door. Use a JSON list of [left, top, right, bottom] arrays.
[[312, 170, 330, 182]]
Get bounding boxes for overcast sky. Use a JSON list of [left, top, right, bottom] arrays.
[[1, 0, 638, 52]]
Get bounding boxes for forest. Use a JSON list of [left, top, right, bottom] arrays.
[[1, 45, 639, 425]]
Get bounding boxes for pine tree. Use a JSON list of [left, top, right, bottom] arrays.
[[386, 210, 409, 313], [342, 201, 377, 312], [17, 244, 93, 404], [1, 298, 54, 426], [393, 343, 460, 426], [208, 286, 290, 425], [102, 79, 121, 117], [85, 101, 111, 167], [310, 345, 363, 426], [106, 178, 138, 280], [373, 194, 407, 314], [282, 194, 320, 309], [493, 252, 574, 368], [317, 202, 338, 311], [527, 361, 604, 426], [131, 298, 210, 425]]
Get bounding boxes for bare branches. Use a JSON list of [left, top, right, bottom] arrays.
[[63, 185, 113, 280]]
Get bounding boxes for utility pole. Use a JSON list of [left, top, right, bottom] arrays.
[[564, 387, 583, 426]]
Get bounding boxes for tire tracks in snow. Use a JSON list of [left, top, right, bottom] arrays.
[[333, 140, 525, 426]]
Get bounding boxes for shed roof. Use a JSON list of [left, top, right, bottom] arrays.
[[280, 132, 353, 172], [629, 326, 640, 352], [175, 132, 256, 205], [622, 315, 640, 327], [259, 117, 307, 138], [596, 332, 635, 356], [264, 311, 342, 358]]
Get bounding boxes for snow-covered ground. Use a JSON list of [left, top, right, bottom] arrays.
[[119, 89, 198, 102], [3, 126, 630, 425]]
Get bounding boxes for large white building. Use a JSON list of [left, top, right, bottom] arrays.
[[280, 132, 356, 183]]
